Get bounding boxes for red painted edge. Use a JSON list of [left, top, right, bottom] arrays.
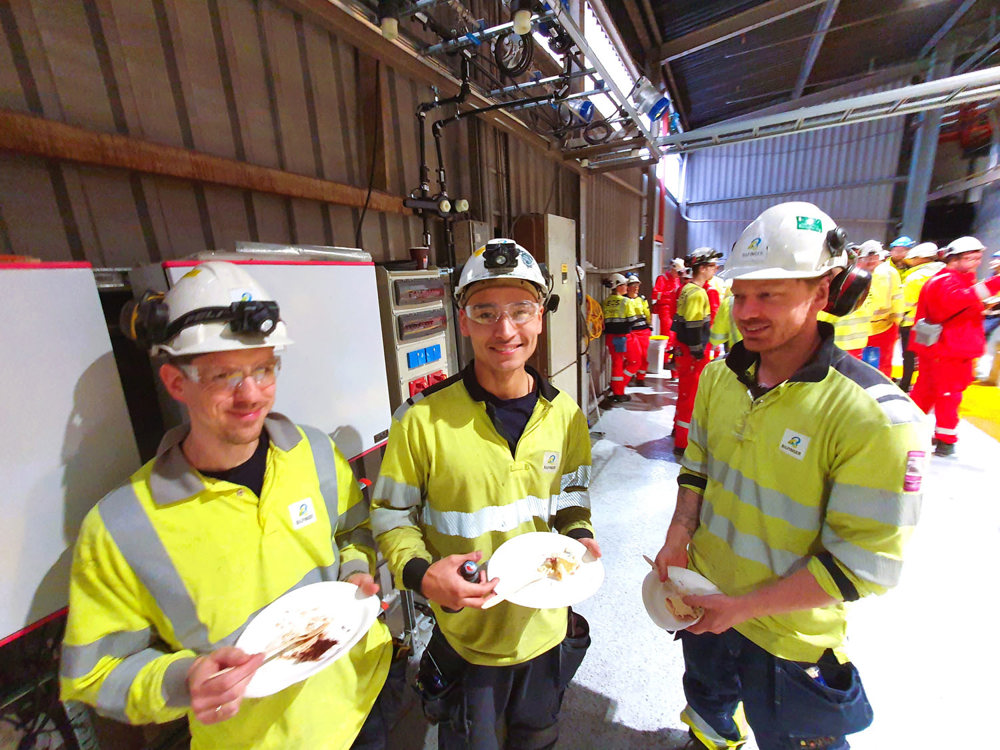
[[0, 607, 68, 649], [163, 259, 374, 268], [0, 262, 91, 270], [350, 439, 387, 462]]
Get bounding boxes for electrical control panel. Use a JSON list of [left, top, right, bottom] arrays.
[[376, 266, 456, 411]]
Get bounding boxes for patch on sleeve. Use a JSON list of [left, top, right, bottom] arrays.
[[904, 451, 927, 492]]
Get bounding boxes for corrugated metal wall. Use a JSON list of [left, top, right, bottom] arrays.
[[0, 0, 595, 268], [683, 117, 907, 257]]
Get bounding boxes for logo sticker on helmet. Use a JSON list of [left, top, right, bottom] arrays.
[[519, 250, 535, 268], [796, 217, 823, 232]]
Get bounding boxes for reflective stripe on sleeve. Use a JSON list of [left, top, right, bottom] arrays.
[[338, 502, 370, 531], [300, 425, 340, 531], [828, 483, 922, 527], [95, 648, 161, 722], [372, 476, 422, 510], [821, 528, 903, 587], [100, 486, 213, 651], [560, 465, 591, 492], [162, 657, 194, 708], [422, 492, 587, 539], [864, 385, 926, 425], [61, 628, 152, 680]]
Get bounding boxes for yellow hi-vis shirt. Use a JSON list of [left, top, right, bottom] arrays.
[[371, 364, 593, 667], [901, 261, 944, 326], [868, 262, 904, 334], [678, 324, 928, 663], [709, 294, 742, 348], [817, 301, 871, 352], [602, 293, 632, 335], [627, 294, 652, 330], [60, 414, 392, 750]]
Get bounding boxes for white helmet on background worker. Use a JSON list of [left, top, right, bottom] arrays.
[[670, 257, 685, 272], [905, 242, 939, 261], [455, 238, 551, 306], [855, 239, 884, 258], [721, 202, 848, 281], [686, 247, 722, 268], [625, 273, 640, 284], [604, 272, 628, 289], [121, 261, 293, 357], [942, 236, 986, 258]]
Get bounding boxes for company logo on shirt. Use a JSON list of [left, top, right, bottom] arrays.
[[779, 429, 811, 460], [542, 451, 561, 473], [289, 498, 317, 530]]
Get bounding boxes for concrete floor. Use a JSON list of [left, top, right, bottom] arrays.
[[390, 373, 1000, 749]]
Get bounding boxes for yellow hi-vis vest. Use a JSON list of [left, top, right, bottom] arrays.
[[679, 324, 928, 662], [602, 293, 632, 335], [60, 415, 392, 750], [817, 302, 871, 352], [627, 294, 651, 330], [868, 262, 904, 334], [709, 294, 742, 348], [901, 261, 944, 326], [371, 365, 593, 667]]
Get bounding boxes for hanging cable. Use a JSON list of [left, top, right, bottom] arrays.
[[355, 60, 382, 249]]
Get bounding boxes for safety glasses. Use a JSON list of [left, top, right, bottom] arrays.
[[464, 300, 541, 326], [179, 356, 281, 392]]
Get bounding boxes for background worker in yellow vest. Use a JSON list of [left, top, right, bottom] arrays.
[[857, 239, 903, 377], [60, 262, 397, 750], [899, 242, 943, 392], [371, 239, 599, 750], [602, 272, 641, 402], [672, 248, 719, 455], [817, 243, 871, 357], [888, 235, 916, 274], [626, 272, 652, 385], [656, 202, 925, 750], [709, 287, 742, 353]]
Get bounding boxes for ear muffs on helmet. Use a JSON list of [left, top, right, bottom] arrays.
[[119, 290, 170, 349], [825, 265, 871, 317]]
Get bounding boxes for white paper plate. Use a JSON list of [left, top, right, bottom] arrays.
[[236, 581, 381, 698], [486, 532, 604, 609], [642, 566, 721, 631]]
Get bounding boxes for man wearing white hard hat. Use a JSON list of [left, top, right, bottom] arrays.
[[372, 239, 599, 749], [856, 239, 903, 377], [625, 272, 653, 385], [60, 262, 397, 749], [602, 271, 641, 402], [652, 257, 686, 367], [898, 242, 943, 391], [909, 236, 1000, 456], [655, 203, 926, 750]]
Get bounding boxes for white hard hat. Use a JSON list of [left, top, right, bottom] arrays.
[[605, 272, 628, 288], [943, 236, 986, 258], [625, 273, 640, 284], [856, 239, 884, 258], [687, 247, 721, 268], [455, 238, 550, 305], [721, 202, 848, 281], [906, 242, 939, 260], [152, 262, 293, 357], [670, 257, 685, 272]]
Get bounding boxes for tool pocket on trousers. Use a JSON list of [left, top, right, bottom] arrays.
[[773, 654, 873, 737], [613, 336, 627, 353], [413, 629, 466, 725], [558, 609, 591, 691]]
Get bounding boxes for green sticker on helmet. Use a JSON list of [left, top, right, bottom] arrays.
[[796, 216, 823, 232]]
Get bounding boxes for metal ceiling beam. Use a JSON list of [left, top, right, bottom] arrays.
[[792, 0, 840, 99], [654, 66, 1000, 154], [563, 136, 648, 160], [547, 2, 662, 159], [920, 0, 978, 58], [653, 0, 826, 64], [621, 0, 652, 59], [955, 30, 1000, 74], [588, 0, 641, 81], [927, 164, 1000, 200]]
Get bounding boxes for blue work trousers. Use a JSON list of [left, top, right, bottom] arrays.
[[679, 629, 872, 750]]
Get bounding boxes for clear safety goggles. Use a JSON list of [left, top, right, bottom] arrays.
[[464, 300, 541, 326], [179, 356, 281, 392]]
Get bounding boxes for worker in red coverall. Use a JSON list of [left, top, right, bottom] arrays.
[[653, 258, 685, 370], [909, 236, 1000, 457], [603, 273, 641, 403], [626, 273, 652, 386], [671, 248, 721, 456]]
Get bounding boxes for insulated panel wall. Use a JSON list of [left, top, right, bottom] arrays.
[[1, 263, 140, 639], [683, 117, 907, 259]]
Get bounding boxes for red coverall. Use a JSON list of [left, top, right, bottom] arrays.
[[652, 273, 679, 353], [603, 292, 641, 397], [909, 269, 1000, 445], [673, 282, 711, 451]]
